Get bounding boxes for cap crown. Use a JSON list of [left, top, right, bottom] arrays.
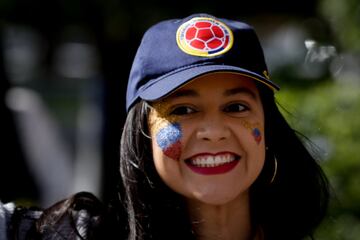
[[126, 13, 278, 111]]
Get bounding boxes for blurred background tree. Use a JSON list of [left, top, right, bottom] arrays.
[[0, 0, 359, 239], [273, 0, 360, 238]]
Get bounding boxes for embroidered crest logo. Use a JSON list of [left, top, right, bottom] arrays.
[[176, 17, 233, 57]]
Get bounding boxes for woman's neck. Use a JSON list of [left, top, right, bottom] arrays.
[[187, 193, 261, 240]]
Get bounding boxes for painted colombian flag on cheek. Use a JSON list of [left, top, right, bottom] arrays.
[[156, 122, 182, 160], [252, 128, 262, 144]]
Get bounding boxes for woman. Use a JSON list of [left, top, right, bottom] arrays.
[[1, 13, 329, 240], [120, 13, 329, 240]]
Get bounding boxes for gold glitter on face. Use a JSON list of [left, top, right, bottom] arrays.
[[239, 119, 260, 130], [149, 101, 180, 122], [148, 100, 184, 135]]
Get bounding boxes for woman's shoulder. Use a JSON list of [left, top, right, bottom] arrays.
[[1, 191, 125, 240]]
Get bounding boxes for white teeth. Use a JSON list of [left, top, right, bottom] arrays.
[[190, 154, 237, 167]]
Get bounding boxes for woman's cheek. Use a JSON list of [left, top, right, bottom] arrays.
[[155, 122, 183, 161]]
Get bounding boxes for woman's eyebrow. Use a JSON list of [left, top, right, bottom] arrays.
[[168, 89, 199, 99], [223, 87, 257, 99]]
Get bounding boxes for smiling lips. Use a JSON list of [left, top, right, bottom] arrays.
[[185, 152, 240, 175]]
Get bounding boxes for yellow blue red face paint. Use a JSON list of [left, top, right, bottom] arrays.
[[240, 120, 262, 144], [148, 102, 183, 160]]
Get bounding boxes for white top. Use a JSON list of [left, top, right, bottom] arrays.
[[0, 201, 15, 240]]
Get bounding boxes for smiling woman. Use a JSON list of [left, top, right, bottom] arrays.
[[119, 13, 330, 240], [0, 13, 329, 240]]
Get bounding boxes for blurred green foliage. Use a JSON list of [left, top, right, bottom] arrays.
[[274, 0, 360, 238], [319, 0, 360, 51], [276, 81, 360, 239]]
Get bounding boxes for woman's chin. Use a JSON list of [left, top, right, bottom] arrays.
[[189, 191, 246, 206]]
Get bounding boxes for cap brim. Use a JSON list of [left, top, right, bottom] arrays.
[[139, 64, 280, 101]]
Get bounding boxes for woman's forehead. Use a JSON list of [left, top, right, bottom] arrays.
[[170, 72, 259, 97]]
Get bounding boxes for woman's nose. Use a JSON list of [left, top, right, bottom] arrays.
[[196, 117, 231, 142]]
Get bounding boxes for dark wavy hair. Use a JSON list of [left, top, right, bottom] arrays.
[[119, 83, 330, 240], [7, 191, 124, 240]]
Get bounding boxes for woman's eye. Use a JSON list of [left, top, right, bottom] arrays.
[[223, 103, 249, 113], [170, 106, 196, 115]]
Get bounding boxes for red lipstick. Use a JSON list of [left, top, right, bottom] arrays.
[[185, 152, 240, 175]]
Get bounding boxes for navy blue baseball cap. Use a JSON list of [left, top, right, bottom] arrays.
[[126, 13, 280, 111]]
